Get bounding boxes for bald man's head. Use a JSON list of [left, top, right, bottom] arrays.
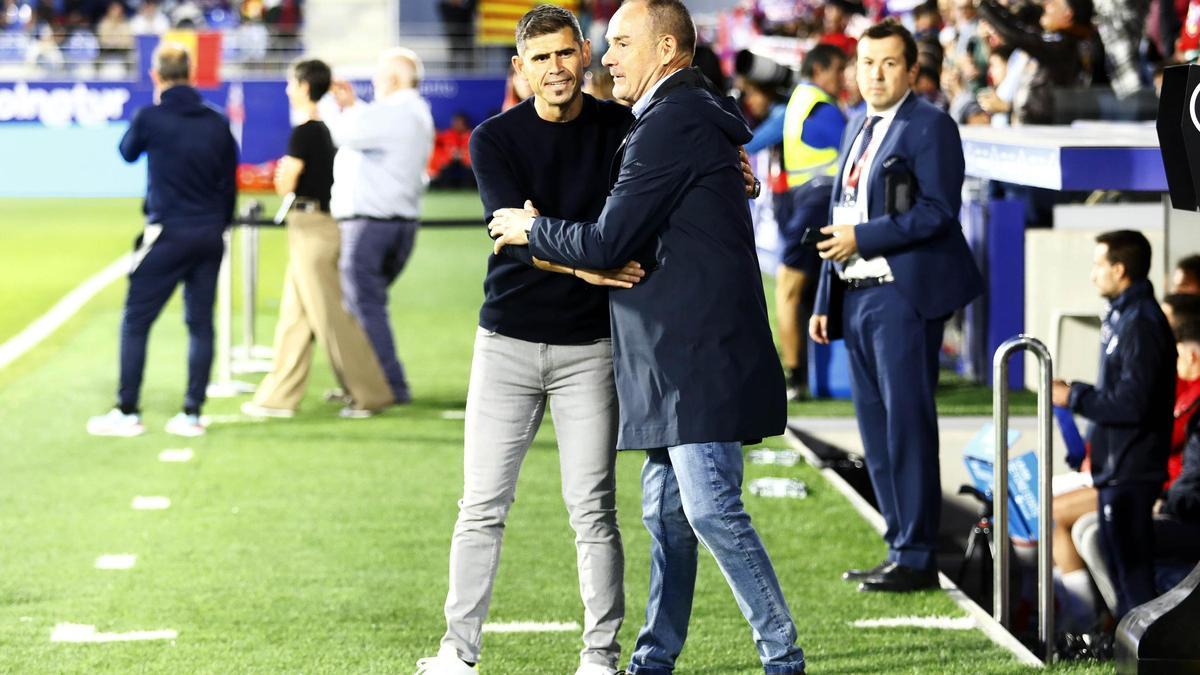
[[374, 48, 423, 97]]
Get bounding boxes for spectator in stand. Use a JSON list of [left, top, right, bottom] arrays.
[[1094, 0, 1146, 97], [236, 3, 270, 63], [1051, 230, 1176, 621], [96, 1, 132, 54], [915, 63, 947, 108], [1171, 254, 1200, 294], [438, 0, 476, 70], [130, 0, 169, 35], [912, 1, 943, 43], [820, 0, 861, 55], [429, 112, 475, 190], [977, 0, 1100, 124], [25, 22, 62, 70]]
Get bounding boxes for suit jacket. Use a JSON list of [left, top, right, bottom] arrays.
[[814, 93, 983, 337], [528, 68, 787, 450]]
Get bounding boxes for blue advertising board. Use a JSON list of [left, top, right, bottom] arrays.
[[0, 76, 505, 197]]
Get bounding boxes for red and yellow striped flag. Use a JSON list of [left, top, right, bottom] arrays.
[[478, 0, 581, 45]]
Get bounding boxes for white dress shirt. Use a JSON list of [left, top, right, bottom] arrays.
[[324, 88, 435, 221], [838, 90, 910, 280]]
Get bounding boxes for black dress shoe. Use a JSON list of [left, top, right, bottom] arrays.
[[842, 560, 892, 582], [857, 564, 938, 592]]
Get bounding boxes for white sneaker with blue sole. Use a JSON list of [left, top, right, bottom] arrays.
[[86, 409, 145, 437]]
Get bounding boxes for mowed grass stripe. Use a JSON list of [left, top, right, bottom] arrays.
[[0, 204, 1092, 673]]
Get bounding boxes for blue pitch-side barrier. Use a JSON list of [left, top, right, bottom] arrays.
[[0, 76, 505, 197]]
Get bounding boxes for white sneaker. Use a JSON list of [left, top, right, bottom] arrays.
[[165, 412, 206, 437], [86, 409, 145, 437], [240, 401, 295, 419], [575, 664, 619, 675], [414, 647, 477, 674], [338, 406, 378, 419]]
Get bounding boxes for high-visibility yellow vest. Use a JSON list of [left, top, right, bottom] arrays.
[[782, 82, 839, 189]]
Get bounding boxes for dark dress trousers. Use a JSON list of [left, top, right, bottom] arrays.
[[814, 94, 982, 571], [528, 68, 787, 451]]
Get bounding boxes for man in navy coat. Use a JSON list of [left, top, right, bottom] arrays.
[[488, 0, 805, 672], [810, 20, 983, 592]]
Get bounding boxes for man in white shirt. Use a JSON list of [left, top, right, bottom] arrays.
[[810, 19, 982, 593], [327, 48, 435, 404]]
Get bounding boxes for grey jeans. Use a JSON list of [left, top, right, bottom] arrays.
[[441, 328, 624, 668]]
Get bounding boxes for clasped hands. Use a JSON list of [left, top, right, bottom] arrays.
[[489, 200, 645, 289]]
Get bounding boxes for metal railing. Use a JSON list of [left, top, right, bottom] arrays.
[[206, 198, 480, 397], [992, 335, 1054, 663]]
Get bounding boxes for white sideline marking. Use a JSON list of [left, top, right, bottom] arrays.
[[783, 428, 1044, 668], [131, 496, 170, 510], [440, 410, 466, 420], [158, 448, 194, 463], [482, 621, 580, 634], [852, 616, 976, 630], [51, 623, 177, 643], [0, 254, 130, 371], [94, 554, 136, 570], [202, 414, 264, 425]]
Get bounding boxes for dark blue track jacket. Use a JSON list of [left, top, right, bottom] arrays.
[[119, 85, 238, 229], [1069, 278, 1176, 487]]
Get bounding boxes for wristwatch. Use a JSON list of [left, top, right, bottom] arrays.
[[750, 179, 762, 199]]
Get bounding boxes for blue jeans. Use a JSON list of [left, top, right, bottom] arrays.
[[629, 442, 805, 674]]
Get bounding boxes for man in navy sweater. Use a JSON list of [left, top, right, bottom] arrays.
[[87, 43, 238, 439], [417, 7, 645, 675], [1052, 229, 1176, 619]]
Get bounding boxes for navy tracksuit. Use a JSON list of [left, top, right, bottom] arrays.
[[116, 85, 238, 414], [1067, 278, 1175, 618]]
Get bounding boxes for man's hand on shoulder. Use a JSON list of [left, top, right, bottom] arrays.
[[489, 200, 539, 254]]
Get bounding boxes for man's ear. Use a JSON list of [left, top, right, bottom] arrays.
[[511, 53, 524, 78], [659, 34, 677, 64], [581, 39, 593, 69]]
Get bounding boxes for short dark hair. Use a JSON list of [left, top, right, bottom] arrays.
[[645, 0, 696, 57], [292, 59, 331, 102], [1175, 314, 1200, 345], [154, 43, 190, 83], [861, 18, 919, 69], [1096, 229, 1152, 281], [1176, 254, 1200, 285], [912, 1, 940, 19], [1065, 0, 1095, 26], [1167, 292, 1200, 325], [515, 4, 583, 54], [801, 43, 847, 79]]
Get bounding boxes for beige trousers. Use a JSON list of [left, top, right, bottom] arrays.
[[252, 210, 393, 412]]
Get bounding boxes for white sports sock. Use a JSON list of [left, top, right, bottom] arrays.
[[1056, 568, 1099, 632]]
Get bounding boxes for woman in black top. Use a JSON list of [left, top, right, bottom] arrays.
[[243, 59, 394, 419]]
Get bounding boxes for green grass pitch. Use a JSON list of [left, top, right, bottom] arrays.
[[0, 194, 1093, 673]]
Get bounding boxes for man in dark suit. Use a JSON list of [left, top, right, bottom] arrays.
[[487, 0, 805, 671], [809, 19, 983, 593]]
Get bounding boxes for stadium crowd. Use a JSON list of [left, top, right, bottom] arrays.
[[0, 0, 301, 72]]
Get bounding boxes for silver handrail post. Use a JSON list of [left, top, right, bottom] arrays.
[[993, 334, 1055, 664]]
